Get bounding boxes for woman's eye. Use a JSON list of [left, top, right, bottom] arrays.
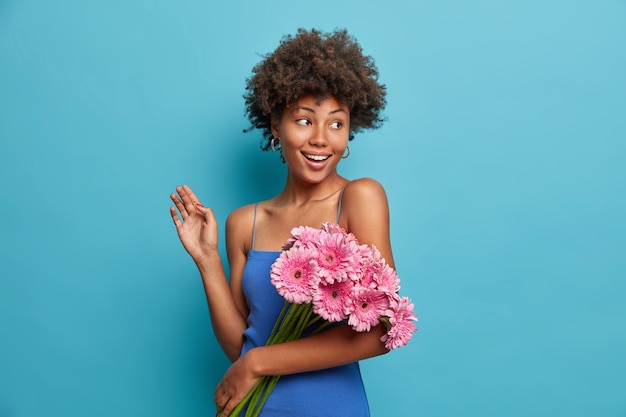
[[296, 118, 310, 126], [330, 121, 343, 129]]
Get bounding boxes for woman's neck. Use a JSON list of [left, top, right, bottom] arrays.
[[278, 174, 348, 207]]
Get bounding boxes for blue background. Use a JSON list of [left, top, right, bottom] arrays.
[[1, 1, 625, 416]]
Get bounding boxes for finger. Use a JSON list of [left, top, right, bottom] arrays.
[[195, 204, 216, 225], [177, 185, 197, 209], [214, 385, 234, 417], [176, 186, 202, 217], [169, 206, 183, 227], [214, 399, 227, 417], [182, 184, 203, 206], [220, 399, 233, 417], [170, 192, 188, 220], [213, 384, 227, 410], [220, 401, 233, 417]]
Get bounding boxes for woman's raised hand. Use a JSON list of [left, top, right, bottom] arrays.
[[170, 185, 219, 264]]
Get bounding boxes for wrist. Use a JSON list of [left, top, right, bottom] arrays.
[[194, 249, 221, 270], [243, 347, 266, 378]]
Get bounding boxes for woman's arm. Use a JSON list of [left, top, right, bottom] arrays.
[[170, 185, 248, 361], [245, 321, 388, 376]]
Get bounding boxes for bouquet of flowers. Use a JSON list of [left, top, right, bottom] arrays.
[[228, 223, 418, 417]]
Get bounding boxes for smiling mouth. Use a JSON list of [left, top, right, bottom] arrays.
[[303, 153, 331, 162]]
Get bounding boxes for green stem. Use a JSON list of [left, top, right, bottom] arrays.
[[238, 303, 332, 416], [249, 376, 280, 417], [308, 319, 333, 335], [266, 302, 290, 344], [244, 376, 272, 417]]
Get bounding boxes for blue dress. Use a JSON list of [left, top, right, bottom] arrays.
[[239, 201, 370, 416]]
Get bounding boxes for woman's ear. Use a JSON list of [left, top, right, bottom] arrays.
[[270, 117, 280, 138]]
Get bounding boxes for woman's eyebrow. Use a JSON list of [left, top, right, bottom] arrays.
[[293, 105, 315, 113], [293, 106, 347, 115]]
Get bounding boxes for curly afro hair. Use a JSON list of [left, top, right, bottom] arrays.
[[244, 28, 387, 151]]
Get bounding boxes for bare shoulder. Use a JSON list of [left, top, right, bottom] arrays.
[[341, 177, 389, 211], [341, 177, 394, 266], [340, 177, 390, 228], [225, 203, 256, 253], [227, 203, 256, 226]]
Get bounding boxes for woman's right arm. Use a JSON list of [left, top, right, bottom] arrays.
[[170, 185, 249, 361]]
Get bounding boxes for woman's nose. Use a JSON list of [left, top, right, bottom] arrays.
[[308, 126, 328, 147]]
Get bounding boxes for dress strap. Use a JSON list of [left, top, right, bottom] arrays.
[[251, 203, 259, 251], [336, 187, 345, 223]]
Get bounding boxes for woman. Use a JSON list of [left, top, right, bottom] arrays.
[[170, 28, 392, 416]]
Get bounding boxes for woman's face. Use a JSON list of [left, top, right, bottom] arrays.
[[272, 94, 350, 184]]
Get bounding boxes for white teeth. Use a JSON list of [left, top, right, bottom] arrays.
[[304, 154, 330, 161]]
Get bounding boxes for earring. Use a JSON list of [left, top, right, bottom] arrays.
[[341, 145, 351, 159], [270, 137, 281, 151]]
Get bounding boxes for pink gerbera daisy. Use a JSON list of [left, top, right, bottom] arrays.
[[347, 286, 390, 332], [282, 226, 323, 250], [382, 296, 418, 350], [312, 279, 355, 322], [351, 243, 382, 284], [376, 263, 401, 301], [358, 256, 382, 289], [314, 231, 359, 284], [321, 222, 350, 237], [270, 247, 319, 304]]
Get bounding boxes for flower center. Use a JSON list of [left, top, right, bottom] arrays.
[[294, 269, 302, 279], [332, 291, 338, 298]]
